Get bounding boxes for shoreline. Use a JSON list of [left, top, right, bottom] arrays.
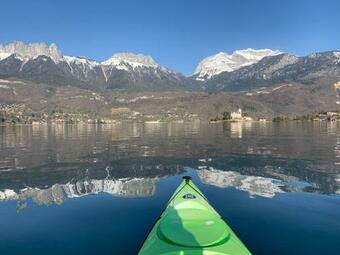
[[0, 118, 339, 127]]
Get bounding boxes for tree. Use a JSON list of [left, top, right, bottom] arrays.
[[0, 112, 5, 122], [222, 111, 231, 120]]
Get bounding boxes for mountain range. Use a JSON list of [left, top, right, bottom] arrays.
[[0, 41, 186, 90], [0, 41, 339, 118], [0, 41, 339, 92]]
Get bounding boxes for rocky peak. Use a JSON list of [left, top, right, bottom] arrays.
[[0, 41, 63, 62]]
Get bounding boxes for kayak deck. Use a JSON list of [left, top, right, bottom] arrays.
[[138, 177, 252, 255]]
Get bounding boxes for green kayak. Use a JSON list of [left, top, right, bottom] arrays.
[[138, 176, 252, 255]]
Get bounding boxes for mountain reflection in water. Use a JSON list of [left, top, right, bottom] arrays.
[[0, 177, 156, 210], [0, 121, 339, 210], [197, 167, 285, 198]]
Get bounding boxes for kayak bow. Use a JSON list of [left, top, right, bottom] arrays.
[[138, 176, 252, 255]]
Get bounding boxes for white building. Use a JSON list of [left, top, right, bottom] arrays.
[[231, 109, 242, 120]]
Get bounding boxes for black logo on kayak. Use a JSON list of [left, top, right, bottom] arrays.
[[183, 193, 196, 199]]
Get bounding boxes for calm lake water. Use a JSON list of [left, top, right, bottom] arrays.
[[0, 121, 339, 255]]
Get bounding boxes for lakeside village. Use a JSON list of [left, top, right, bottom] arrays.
[[0, 103, 340, 125], [210, 108, 340, 123], [0, 104, 199, 125]]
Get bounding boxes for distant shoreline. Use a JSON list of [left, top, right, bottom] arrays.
[[0, 118, 339, 127]]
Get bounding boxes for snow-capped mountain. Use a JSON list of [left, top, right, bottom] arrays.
[[194, 48, 282, 80], [204, 50, 340, 91], [61, 56, 107, 85], [101, 52, 185, 89], [102, 53, 160, 69], [0, 41, 186, 90]]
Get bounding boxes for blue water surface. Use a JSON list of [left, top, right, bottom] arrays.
[[0, 122, 339, 254]]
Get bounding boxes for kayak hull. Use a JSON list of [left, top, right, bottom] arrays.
[[138, 177, 252, 255]]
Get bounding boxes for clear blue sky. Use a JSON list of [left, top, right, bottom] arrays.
[[1, 0, 339, 75]]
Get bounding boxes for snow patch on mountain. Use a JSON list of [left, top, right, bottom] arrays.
[[63, 56, 102, 79], [0, 52, 11, 61], [102, 53, 160, 70], [64, 56, 100, 67], [334, 51, 340, 64], [194, 48, 282, 80]]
